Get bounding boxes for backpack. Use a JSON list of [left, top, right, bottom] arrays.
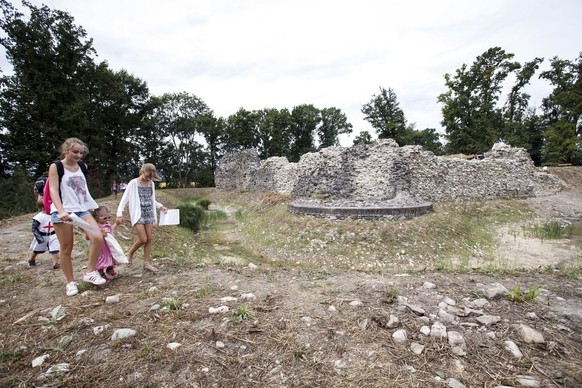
[[43, 160, 88, 214]]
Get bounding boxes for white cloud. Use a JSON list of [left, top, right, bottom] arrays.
[[2, 0, 581, 145]]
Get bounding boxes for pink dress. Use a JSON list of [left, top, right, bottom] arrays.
[[95, 223, 116, 271]]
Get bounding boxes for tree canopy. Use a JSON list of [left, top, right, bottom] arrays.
[[0, 0, 580, 219]]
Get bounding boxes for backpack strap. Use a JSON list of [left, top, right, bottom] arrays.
[[78, 161, 88, 176], [55, 160, 64, 184], [55, 160, 87, 183]]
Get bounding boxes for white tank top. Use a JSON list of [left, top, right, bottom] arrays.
[[50, 166, 99, 213]]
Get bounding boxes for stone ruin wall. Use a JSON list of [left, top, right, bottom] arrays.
[[214, 139, 562, 204]]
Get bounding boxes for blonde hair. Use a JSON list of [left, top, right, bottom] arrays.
[[59, 138, 88, 159], [139, 163, 161, 181]]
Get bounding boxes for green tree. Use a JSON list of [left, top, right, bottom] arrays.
[[256, 108, 293, 159], [317, 107, 353, 149], [198, 114, 224, 183], [0, 0, 99, 175], [223, 108, 260, 153], [289, 104, 319, 162], [83, 66, 151, 195], [438, 47, 520, 154], [405, 127, 444, 155], [361, 87, 408, 144], [539, 54, 582, 165], [352, 130, 373, 146], [149, 92, 212, 187]]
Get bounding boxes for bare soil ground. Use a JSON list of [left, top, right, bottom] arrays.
[[0, 167, 581, 387]]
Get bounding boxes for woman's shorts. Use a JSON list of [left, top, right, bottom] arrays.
[[51, 210, 91, 224]]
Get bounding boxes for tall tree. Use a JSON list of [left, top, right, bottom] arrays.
[[256, 108, 293, 159], [539, 54, 582, 165], [84, 66, 151, 194], [289, 104, 319, 162], [198, 114, 224, 182], [223, 108, 260, 153], [317, 107, 353, 149], [438, 47, 520, 154], [500, 58, 544, 163], [361, 87, 408, 144], [352, 130, 373, 146], [405, 127, 444, 155], [149, 92, 212, 186], [0, 0, 99, 175]]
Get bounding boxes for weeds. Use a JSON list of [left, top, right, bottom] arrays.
[[193, 284, 216, 298], [505, 284, 541, 302], [197, 198, 211, 210], [382, 287, 399, 303], [228, 304, 255, 324], [526, 221, 572, 240], [5, 273, 23, 284], [161, 297, 184, 310]]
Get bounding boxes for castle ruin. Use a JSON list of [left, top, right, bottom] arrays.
[[215, 139, 562, 219]]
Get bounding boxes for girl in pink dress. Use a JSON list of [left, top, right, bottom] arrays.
[[91, 206, 118, 280]]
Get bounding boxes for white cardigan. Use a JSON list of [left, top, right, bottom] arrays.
[[116, 177, 163, 226]]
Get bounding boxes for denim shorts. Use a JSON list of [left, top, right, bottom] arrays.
[[51, 210, 91, 224]]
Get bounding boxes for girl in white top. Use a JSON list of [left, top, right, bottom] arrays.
[[116, 163, 167, 273], [49, 138, 106, 296]]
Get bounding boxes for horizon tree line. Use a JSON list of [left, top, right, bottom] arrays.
[[0, 0, 580, 218]]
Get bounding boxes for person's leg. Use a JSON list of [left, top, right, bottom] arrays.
[[142, 223, 154, 261], [54, 223, 75, 282], [128, 223, 148, 261], [141, 223, 158, 272], [28, 252, 38, 267], [81, 214, 103, 273], [50, 253, 60, 269]]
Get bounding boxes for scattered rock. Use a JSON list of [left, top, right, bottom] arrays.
[[31, 354, 49, 368], [111, 328, 136, 341], [503, 340, 523, 359], [105, 295, 120, 303], [392, 329, 407, 343], [167, 342, 181, 350], [514, 324, 545, 344], [208, 306, 229, 314], [475, 315, 501, 327], [476, 283, 508, 300]]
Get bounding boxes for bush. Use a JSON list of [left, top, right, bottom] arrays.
[[196, 198, 211, 210], [177, 204, 205, 233]]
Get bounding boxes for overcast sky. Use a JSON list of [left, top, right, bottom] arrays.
[[3, 0, 582, 145]]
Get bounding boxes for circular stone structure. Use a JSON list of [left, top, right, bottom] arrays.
[[288, 198, 433, 220]]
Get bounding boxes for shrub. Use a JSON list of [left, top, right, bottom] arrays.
[[197, 198, 211, 210], [177, 204, 205, 233]]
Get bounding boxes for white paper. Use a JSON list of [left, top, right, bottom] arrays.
[[159, 209, 180, 226], [105, 234, 128, 263], [66, 213, 99, 234]]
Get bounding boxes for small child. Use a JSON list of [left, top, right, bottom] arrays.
[[29, 207, 60, 269], [91, 206, 118, 280]]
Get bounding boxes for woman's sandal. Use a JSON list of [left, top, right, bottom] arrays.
[[125, 253, 133, 267], [52, 262, 61, 270]]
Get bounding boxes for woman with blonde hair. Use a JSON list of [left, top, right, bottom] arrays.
[[48, 138, 106, 296], [116, 163, 167, 272]]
